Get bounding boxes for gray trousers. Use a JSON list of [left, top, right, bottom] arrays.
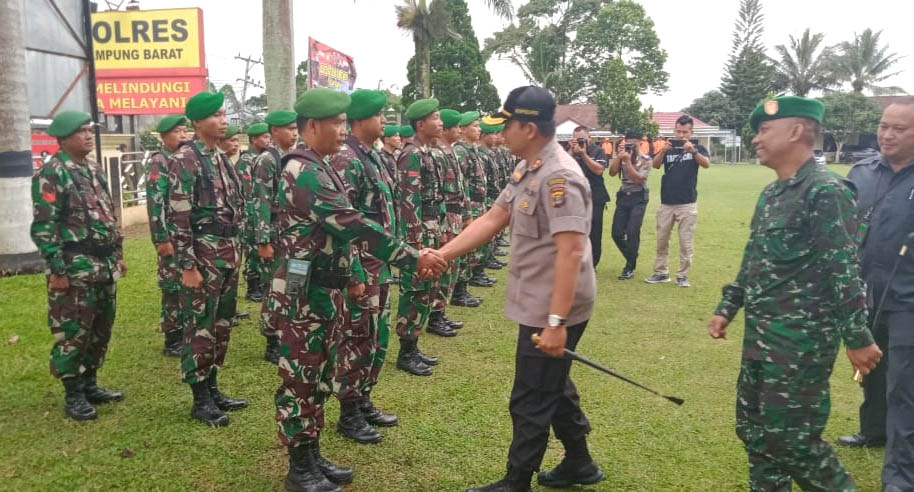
[[883, 310, 914, 490]]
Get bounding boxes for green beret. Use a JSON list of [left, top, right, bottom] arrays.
[[294, 88, 351, 120], [247, 123, 269, 137], [264, 110, 298, 127], [750, 96, 825, 132], [48, 110, 92, 138], [155, 114, 187, 134], [459, 111, 480, 127], [440, 109, 461, 129], [224, 124, 240, 138], [405, 98, 439, 121], [347, 89, 388, 121], [479, 121, 504, 134], [383, 125, 400, 138], [399, 125, 415, 137], [185, 91, 224, 121]]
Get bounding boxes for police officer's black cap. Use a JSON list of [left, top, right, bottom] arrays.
[[487, 86, 555, 125]]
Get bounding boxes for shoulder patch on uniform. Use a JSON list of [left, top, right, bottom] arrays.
[[547, 177, 566, 187], [550, 186, 566, 207]]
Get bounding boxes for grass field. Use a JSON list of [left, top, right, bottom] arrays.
[[0, 164, 887, 491]]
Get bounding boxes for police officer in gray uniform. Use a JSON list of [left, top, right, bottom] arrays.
[[845, 100, 914, 492], [434, 86, 605, 492]]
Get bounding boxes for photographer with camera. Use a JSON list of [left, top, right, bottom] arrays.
[[646, 115, 709, 287], [609, 130, 652, 280], [569, 126, 609, 267]]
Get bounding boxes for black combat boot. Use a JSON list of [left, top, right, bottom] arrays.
[[470, 268, 495, 287], [82, 368, 124, 404], [264, 335, 281, 364], [537, 437, 606, 487], [427, 312, 457, 337], [245, 279, 263, 302], [451, 282, 483, 307], [313, 434, 354, 484], [285, 441, 341, 492], [337, 400, 382, 444], [467, 465, 533, 492], [494, 248, 508, 257], [415, 340, 439, 366], [190, 380, 229, 427], [163, 329, 183, 357], [396, 338, 432, 376], [442, 314, 464, 329], [62, 377, 97, 421], [485, 258, 504, 270], [496, 236, 510, 248], [207, 369, 247, 411], [359, 390, 398, 427]]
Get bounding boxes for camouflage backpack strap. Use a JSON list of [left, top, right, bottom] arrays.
[[179, 140, 214, 191], [347, 136, 382, 184], [281, 148, 345, 192]]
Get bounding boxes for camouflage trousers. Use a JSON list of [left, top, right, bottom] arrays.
[[736, 358, 856, 492], [47, 278, 116, 379], [334, 282, 393, 402], [274, 285, 345, 445], [180, 265, 238, 384], [396, 267, 438, 341], [156, 254, 182, 334], [433, 257, 462, 312], [257, 252, 279, 338]]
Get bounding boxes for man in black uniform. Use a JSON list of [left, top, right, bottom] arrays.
[[568, 126, 608, 268]]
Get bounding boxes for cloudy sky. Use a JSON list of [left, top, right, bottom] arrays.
[[135, 0, 912, 112]]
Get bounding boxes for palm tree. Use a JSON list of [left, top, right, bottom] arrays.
[[396, 0, 512, 98], [832, 28, 906, 95], [773, 29, 835, 97]]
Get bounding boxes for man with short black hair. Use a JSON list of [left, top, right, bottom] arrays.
[[569, 126, 609, 268], [609, 130, 651, 280], [647, 114, 709, 287]]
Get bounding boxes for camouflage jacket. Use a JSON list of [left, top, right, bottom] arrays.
[[31, 151, 124, 282], [251, 145, 286, 245], [167, 140, 243, 270], [396, 141, 445, 246], [268, 148, 419, 320], [455, 142, 487, 207], [236, 149, 257, 198], [145, 150, 172, 244], [498, 147, 517, 189], [715, 160, 874, 362], [479, 146, 501, 204], [438, 143, 467, 207], [380, 149, 399, 199]]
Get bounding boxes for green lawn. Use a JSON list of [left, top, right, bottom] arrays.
[[0, 164, 886, 491]]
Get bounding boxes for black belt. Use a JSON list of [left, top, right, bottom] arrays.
[[311, 270, 351, 290], [421, 204, 442, 217], [63, 240, 116, 258], [445, 204, 463, 213], [193, 223, 240, 237]]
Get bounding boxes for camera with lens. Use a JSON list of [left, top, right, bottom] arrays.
[[576, 138, 587, 148], [624, 144, 637, 154], [670, 138, 699, 150]]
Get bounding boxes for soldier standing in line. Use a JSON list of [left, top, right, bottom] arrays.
[[167, 91, 248, 427], [427, 108, 468, 335], [451, 111, 487, 305], [708, 96, 883, 491], [493, 130, 514, 253], [394, 99, 448, 375], [478, 121, 507, 274], [238, 123, 271, 303], [329, 90, 401, 444], [380, 124, 403, 285], [218, 123, 241, 165], [32, 110, 126, 421], [263, 88, 445, 491], [251, 110, 299, 364], [146, 114, 188, 357], [399, 124, 414, 148]]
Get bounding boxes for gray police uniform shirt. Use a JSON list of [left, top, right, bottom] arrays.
[[847, 153, 914, 311], [494, 139, 596, 328], [620, 155, 652, 193]]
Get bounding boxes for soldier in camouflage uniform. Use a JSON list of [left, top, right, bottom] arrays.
[[399, 124, 414, 148], [264, 88, 445, 491], [251, 110, 299, 364], [476, 121, 506, 278], [328, 90, 401, 444], [495, 131, 516, 251], [238, 123, 271, 302], [380, 124, 401, 183], [167, 92, 248, 427], [218, 123, 241, 165], [452, 111, 487, 304], [428, 109, 468, 334], [31, 111, 126, 421], [395, 98, 448, 376], [146, 114, 188, 357], [708, 96, 883, 491]]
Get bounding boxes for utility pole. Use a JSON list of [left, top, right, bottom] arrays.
[[234, 54, 264, 120], [262, 0, 295, 111]]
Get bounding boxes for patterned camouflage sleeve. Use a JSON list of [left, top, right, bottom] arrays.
[[252, 152, 277, 245], [166, 150, 199, 270], [146, 153, 170, 244], [715, 231, 752, 321], [349, 244, 367, 285], [30, 161, 68, 275], [810, 182, 874, 349], [397, 150, 423, 245]]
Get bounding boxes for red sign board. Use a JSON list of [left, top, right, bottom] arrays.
[[308, 37, 357, 92], [96, 77, 206, 114], [31, 132, 59, 169]]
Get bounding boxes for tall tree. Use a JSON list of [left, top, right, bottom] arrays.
[[720, 0, 773, 130], [262, 0, 295, 110], [594, 58, 655, 135], [773, 29, 836, 97], [832, 29, 905, 95], [397, 0, 512, 99], [820, 91, 883, 158], [684, 91, 740, 128], [402, 0, 501, 111]]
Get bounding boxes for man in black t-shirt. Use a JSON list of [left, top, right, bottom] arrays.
[[645, 115, 710, 287], [569, 126, 609, 267]]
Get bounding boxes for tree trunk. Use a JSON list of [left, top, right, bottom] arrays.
[[262, 0, 295, 110], [0, 0, 43, 275], [418, 41, 431, 98]]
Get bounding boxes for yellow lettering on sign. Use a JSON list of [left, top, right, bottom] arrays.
[[91, 9, 201, 70]]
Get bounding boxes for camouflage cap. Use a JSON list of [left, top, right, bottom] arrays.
[[347, 89, 388, 121], [440, 109, 461, 129], [294, 88, 351, 120], [264, 110, 298, 127], [246, 123, 269, 137], [48, 110, 92, 138], [750, 96, 825, 132], [405, 98, 439, 120], [185, 91, 224, 121]]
